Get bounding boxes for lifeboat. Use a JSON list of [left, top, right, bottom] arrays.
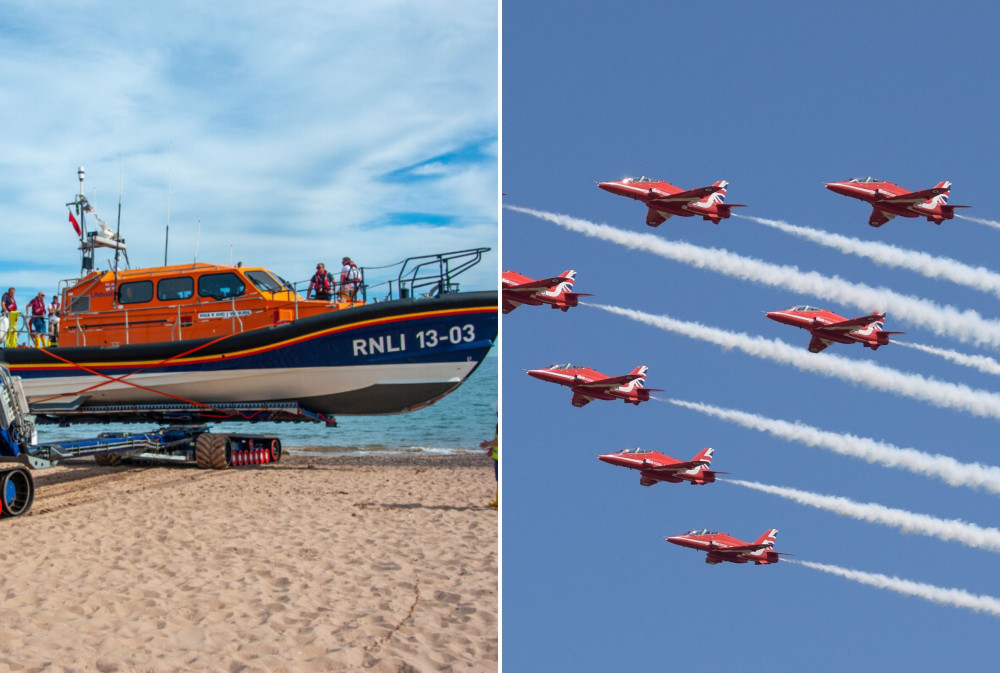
[[3, 175, 497, 424]]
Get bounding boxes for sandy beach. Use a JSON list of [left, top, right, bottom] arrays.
[[0, 453, 498, 672]]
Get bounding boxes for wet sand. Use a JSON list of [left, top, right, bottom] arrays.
[[0, 453, 498, 672]]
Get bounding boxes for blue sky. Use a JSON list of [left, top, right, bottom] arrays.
[[503, 2, 1000, 670], [0, 2, 497, 298]]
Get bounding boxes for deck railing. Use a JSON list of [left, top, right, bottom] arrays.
[[7, 247, 491, 348]]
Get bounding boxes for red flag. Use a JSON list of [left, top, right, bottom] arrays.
[[68, 210, 81, 236]]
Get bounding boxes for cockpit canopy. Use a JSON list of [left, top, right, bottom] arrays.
[[848, 176, 885, 184], [622, 176, 657, 184], [686, 529, 719, 536], [619, 447, 652, 455], [790, 305, 821, 312], [548, 363, 581, 370]]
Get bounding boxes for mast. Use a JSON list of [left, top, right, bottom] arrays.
[[68, 167, 128, 279], [67, 166, 94, 276]]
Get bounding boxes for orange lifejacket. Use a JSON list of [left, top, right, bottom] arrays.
[[27, 297, 46, 317], [313, 272, 333, 293]]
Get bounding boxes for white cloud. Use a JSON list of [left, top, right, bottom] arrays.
[[0, 1, 498, 297]]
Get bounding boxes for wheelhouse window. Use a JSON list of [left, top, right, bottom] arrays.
[[246, 270, 284, 293], [198, 272, 246, 301], [157, 276, 195, 301], [118, 280, 153, 305]]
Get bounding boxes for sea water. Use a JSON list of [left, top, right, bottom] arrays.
[[35, 348, 498, 457]]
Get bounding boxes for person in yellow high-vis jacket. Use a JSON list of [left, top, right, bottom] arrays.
[[480, 425, 498, 508]]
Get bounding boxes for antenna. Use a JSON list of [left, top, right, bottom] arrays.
[[113, 110, 126, 285], [194, 220, 201, 265], [164, 144, 172, 266]]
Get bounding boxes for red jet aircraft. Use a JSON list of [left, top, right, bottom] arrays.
[[766, 305, 904, 353], [666, 528, 786, 565], [501, 269, 591, 314], [599, 447, 720, 486], [526, 363, 662, 407], [825, 177, 970, 227], [598, 176, 745, 226]]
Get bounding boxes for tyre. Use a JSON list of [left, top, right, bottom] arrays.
[[0, 468, 34, 517], [195, 433, 230, 470]]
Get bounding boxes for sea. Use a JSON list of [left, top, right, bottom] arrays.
[[34, 349, 498, 457]]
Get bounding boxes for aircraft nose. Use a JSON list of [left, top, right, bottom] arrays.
[[597, 181, 634, 198], [665, 535, 686, 546], [824, 181, 855, 197], [525, 368, 549, 380], [764, 311, 783, 322]]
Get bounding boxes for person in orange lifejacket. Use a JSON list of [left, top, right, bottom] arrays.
[[26, 291, 47, 347], [307, 263, 335, 301], [48, 296, 61, 346], [340, 256, 361, 302]]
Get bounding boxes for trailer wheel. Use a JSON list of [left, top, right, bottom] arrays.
[[1, 468, 34, 518], [195, 433, 231, 470], [93, 453, 123, 466], [269, 438, 282, 463]]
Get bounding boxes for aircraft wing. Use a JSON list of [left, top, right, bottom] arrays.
[[807, 335, 833, 353], [814, 313, 883, 334], [714, 542, 772, 553], [645, 207, 670, 226], [879, 186, 948, 204], [642, 463, 684, 475], [649, 184, 721, 205], [501, 298, 520, 314], [646, 458, 703, 472], [868, 209, 896, 227], [576, 374, 642, 389], [570, 392, 593, 407], [504, 276, 567, 292]]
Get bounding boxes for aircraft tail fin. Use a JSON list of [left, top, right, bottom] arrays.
[[752, 528, 778, 548], [692, 447, 714, 466], [628, 365, 648, 380]]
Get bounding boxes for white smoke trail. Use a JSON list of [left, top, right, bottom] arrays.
[[789, 559, 1000, 617], [506, 205, 1000, 349], [896, 341, 1000, 376], [667, 398, 1000, 494], [741, 214, 1000, 300], [956, 214, 1000, 231], [592, 302, 1000, 421], [727, 478, 1000, 552]]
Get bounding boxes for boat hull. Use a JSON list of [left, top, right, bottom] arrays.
[[4, 291, 497, 418]]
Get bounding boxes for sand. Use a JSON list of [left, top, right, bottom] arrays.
[[0, 453, 498, 673]]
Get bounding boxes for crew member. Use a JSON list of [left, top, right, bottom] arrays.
[[481, 424, 499, 508], [307, 263, 335, 301], [48, 295, 61, 347], [340, 256, 361, 302], [0, 287, 14, 348], [26, 291, 47, 347]]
